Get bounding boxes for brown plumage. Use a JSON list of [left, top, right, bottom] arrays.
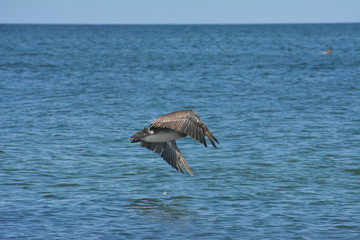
[[130, 110, 219, 175], [149, 110, 219, 148]]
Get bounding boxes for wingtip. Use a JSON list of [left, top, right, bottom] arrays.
[[213, 135, 220, 144], [181, 158, 194, 176], [205, 131, 218, 148], [202, 124, 219, 148]]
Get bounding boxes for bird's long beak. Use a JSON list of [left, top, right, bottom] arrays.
[[129, 137, 140, 143]]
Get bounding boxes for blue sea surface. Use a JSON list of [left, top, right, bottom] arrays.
[[1, 24, 360, 239]]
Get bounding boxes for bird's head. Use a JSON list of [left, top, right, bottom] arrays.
[[129, 127, 150, 143]]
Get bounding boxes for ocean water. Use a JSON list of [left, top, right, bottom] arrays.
[[1, 24, 360, 239]]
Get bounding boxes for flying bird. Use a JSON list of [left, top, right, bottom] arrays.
[[129, 110, 219, 175]]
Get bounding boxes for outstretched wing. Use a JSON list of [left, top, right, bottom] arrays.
[[149, 110, 219, 148], [140, 140, 193, 176]]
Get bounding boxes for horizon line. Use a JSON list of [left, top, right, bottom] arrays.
[[1, 21, 359, 25]]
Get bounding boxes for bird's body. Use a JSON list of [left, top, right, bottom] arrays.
[[141, 128, 186, 143], [322, 47, 333, 55], [130, 110, 219, 175]]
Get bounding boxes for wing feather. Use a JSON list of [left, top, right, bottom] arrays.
[[149, 110, 219, 148], [140, 140, 193, 175], [140, 141, 164, 154]]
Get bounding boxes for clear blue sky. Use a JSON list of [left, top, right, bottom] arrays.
[[1, 0, 359, 24]]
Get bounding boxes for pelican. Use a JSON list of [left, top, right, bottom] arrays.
[[322, 47, 333, 55], [129, 110, 219, 175]]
